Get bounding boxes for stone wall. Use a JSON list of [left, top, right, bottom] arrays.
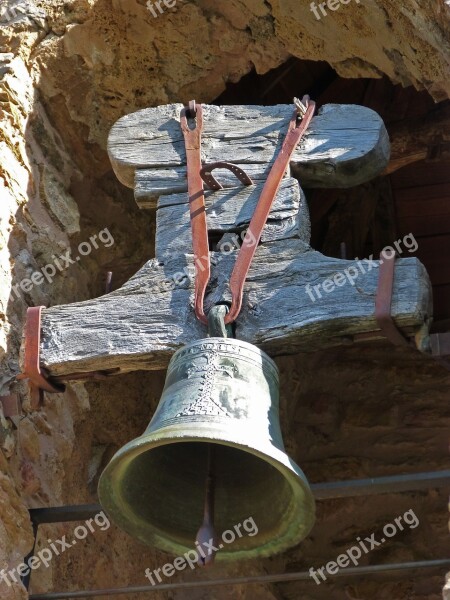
[[0, 1, 449, 598]]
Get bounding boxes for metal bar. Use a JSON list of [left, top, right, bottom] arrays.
[[28, 559, 450, 599], [29, 504, 102, 525], [22, 520, 39, 590], [310, 469, 450, 500], [28, 470, 450, 525]]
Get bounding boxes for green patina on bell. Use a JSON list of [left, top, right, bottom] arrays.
[[98, 337, 315, 560]]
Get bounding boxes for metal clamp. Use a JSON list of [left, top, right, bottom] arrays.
[[293, 95, 310, 118], [17, 306, 65, 410]]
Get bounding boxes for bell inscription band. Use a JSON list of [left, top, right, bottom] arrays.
[[98, 337, 315, 560]]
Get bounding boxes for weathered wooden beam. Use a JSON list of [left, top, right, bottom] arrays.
[[39, 242, 432, 377], [25, 102, 434, 382], [386, 103, 450, 174], [155, 177, 309, 260], [109, 103, 390, 208]]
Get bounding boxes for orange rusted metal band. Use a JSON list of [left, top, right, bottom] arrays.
[[200, 161, 254, 191], [226, 100, 315, 323], [374, 253, 450, 370], [17, 306, 65, 409], [181, 97, 316, 325], [374, 252, 410, 347], [180, 104, 210, 324]]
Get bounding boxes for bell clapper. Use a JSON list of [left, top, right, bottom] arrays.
[[195, 444, 219, 566], [195, 304, 226, 566]]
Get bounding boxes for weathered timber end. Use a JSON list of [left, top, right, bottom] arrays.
[[109, 103, 391, 205]]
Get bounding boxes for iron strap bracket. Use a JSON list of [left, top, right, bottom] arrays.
[[0, 394, 21, 418], [374, 252, 450, 370], [17, 306, 65, 410], [17, 270, 120, 408], [17, 304, 122, 410], [374, 252, 411, 347]]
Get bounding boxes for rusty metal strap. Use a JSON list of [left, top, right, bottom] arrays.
[[375, 252, 411, 347], [16, 307, 121, 409], [375, 253, 450, 371], [200, 161, 254, 190], [0, 394, 21, 418], [180, 103, 209, 324], [16, 307, 65, 409], [180, 96, 316, 325]]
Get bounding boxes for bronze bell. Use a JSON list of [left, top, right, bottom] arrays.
[[98, 337, 315, 560]]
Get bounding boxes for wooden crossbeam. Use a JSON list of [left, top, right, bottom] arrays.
[[40, 244, 431, 376], [27, 103, 433, 380], [109, 103, 391, 204]]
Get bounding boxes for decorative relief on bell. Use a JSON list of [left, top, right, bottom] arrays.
[[155, 339, 272, 426], [175, 350, 250, 419], [176, 353, 233, 418]]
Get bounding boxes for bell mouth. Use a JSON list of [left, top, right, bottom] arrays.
[[98, 436, 315, 561]]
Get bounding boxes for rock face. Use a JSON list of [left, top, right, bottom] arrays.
[[0, 1, 449, 599], [32, 0, 450, 154]]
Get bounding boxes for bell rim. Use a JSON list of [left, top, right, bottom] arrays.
[[98, 425, 315, 561]]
